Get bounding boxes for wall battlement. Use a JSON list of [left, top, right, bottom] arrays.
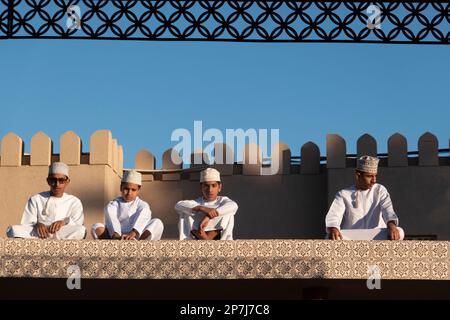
[[1, 131, 448, 175], [1, 130, 123, 175], [0, 131, 448, 240], [129, 132, 449, 182], [0, 130, 123, 239]]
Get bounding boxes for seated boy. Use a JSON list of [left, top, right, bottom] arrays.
[[6, 162, 86, 240], [175, 168, 238, 240], [92, 170, 164, 240], [325, 155, 405, 241]]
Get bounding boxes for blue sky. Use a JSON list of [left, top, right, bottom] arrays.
[[0, 39, 449, 168]]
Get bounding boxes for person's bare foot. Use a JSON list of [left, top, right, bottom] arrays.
[[140, 230, 151, 240], [95, 227, 111, 240], [191, 229, 220, 240], [111, 232, 122, 240], [191, 229, 203, 240], [204, 230, 221, 240]]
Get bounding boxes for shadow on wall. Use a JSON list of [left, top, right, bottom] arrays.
[[326, 132, 450, 240], [1, 130, 449, 240]]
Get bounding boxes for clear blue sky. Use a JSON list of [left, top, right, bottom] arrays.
[[0, 39, 449, 168]]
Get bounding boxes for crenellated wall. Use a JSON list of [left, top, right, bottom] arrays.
[[130, 132, 449, 240], [0, 131, 449, 240], [133, 142, 326, 239], [326, 132, 450, 240], [0, 130, 123, 239]]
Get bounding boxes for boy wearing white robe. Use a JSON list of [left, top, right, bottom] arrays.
[[6, 162, 86, 240], [92, 170, 164, 240], [325, 155, 405, 241], [175, 168, 238, 240]]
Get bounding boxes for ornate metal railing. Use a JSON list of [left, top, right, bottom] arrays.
[[0, 1, 449, 44]]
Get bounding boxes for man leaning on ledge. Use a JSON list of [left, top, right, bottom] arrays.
[[325, 155, 405, 241], [6, 162, 86, 240]]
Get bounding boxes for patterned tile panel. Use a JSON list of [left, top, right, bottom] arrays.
[[1, 240, 449, 280]]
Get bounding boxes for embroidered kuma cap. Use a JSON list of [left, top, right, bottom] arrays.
[[200, 168, 221, 183], [122, 170, 142, 186], [49, 162, 69, 177], [357, 155, 379, 174]]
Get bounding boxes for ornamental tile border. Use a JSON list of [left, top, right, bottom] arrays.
[[1, 240, 449, 280]]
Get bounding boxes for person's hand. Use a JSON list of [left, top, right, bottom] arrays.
[[121, 230, 139, 241], [49, 220, 65, 234], [205, 208, 219, 218], [387, 222, 400, 240], [328, 227, 343, 240], [192, 206, 219, 218], [35, 223, 49, 239]]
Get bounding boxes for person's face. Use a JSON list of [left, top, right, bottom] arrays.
[[121, 183, 140, 202], [356, 171, 377, 190], [47, 174, 69, 197], [201, 181, 222, 201]]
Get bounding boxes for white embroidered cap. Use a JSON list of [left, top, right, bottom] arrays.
[[122, 170, 142, 186], [357, 155, 379, 174], [49, 162, 69, 177], [200, 168, 221, 183]]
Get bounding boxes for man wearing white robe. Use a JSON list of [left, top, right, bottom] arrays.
[[92, 170, 164, 240], [325, 155, 405, 241], [6, 162, 86, 240], [175, 168, 238, 240]]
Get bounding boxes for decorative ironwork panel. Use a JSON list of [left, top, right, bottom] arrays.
[[0, 0, 9, 39], [0, 1, 449, 44]]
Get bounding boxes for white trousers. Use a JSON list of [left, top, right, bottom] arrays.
[[6, 224, 86, 240], [178, 213, 235, 241], [92, 218, 164, 240], [330, 228, 405, 240]]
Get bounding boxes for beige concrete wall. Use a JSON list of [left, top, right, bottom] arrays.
[[1, 130, 448, 240], [136, 140, 326, 239], [68, 165, 122, 239], [0, 130, 122, 239], [327, 167, 450, 240], [0, 166, 49, 235], [0, 164, 121, 239], [140, 174, 328, 239], [137, 132, 449, 240], [326, 132, 450, 240]]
